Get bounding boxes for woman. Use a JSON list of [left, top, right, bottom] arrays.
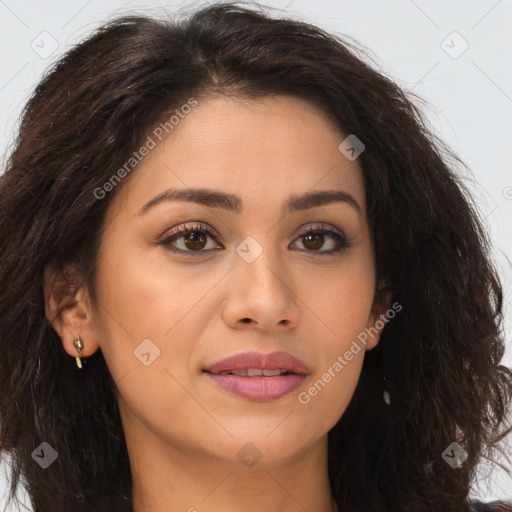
[[0, 2, 511, 511]]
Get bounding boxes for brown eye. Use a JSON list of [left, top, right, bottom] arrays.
[[159, 223, 221, 255], [292, 225, 351, 255], [159, 222, 351, 257], [302, 232, 326, 251], [182, 231, 208, 251]]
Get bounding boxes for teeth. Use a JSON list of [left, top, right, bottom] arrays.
[[262, 369, 285, 376], [217, 368, 288, 377]]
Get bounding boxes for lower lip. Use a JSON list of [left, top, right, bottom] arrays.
[[204, 372, 306, 402]]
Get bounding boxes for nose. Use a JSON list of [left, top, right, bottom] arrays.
[[221, 244, 300, 332]]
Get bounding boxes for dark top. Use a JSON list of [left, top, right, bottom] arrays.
[[471, 502, 512, 511]]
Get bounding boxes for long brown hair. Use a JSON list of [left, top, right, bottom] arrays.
[[1, 3, 511, 511]]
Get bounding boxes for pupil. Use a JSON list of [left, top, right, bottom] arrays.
[[185, 232, 206, 250], [304, 233, 323, 250]]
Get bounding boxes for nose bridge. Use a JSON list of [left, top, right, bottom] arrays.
[[235, 233, 287, 299], [223, 232, 299, 330]]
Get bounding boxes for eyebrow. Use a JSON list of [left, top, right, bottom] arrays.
[[138, 187, 362, 217]]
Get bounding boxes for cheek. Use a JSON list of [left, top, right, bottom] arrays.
[[95, 238, 211, 341], [296, 348, 364, 430], [295, 253, 374, 423], [306, 256, 375, 341], [93, 241, 232, 405], [95, 248, 208, 444], [90, 245, 178, 383]]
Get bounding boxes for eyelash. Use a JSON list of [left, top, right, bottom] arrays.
[[158, 222, 352, 257]]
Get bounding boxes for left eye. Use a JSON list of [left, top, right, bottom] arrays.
[[159, 223, 351, 255], [291, 226, 350, 254]]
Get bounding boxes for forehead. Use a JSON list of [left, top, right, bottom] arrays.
[[107, 94, 367, 220]]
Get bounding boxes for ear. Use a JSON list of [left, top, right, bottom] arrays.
[[364, 278, 393, 351], [43, 263, 100, 359]]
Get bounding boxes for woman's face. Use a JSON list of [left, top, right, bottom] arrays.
[[67, 94, 387, 468]]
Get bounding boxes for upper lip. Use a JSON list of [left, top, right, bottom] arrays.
[[203, 350, 309, 375]]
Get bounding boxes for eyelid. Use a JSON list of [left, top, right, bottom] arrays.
[[294, 222, 346, 239], [160, 222, 218, 239]]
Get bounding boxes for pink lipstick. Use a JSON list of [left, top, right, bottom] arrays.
[[203, 350, 308, 402]]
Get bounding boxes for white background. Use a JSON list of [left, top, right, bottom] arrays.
[[0, 0, 511, 508]]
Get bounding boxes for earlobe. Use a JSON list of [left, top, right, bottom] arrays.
[[365, 278, 392, 351], [43, 264, 100, 359], [364, 310, 388, 351]]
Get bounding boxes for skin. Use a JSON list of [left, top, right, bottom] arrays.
[[45, 94, 390, 512]]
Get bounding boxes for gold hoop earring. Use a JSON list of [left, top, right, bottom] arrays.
[[72, 336, 84, 369]]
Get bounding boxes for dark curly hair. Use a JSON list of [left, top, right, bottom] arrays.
[[0, 2, 511, 511]]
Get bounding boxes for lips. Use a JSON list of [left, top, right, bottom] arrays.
[[203, 350, 309, 375], [202, 350, 309, 402]]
